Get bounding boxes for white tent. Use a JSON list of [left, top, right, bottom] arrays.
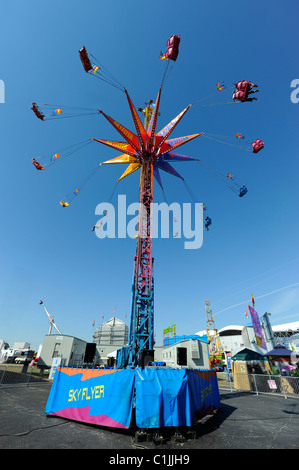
[[107, 350, 118, 358]]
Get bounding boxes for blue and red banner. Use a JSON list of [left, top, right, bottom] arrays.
[[45, 367, 135, 429], [45, 367, 220, 429]]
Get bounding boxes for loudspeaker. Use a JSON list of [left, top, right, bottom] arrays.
[[177, 347, 187, 366], [138, 349, 154, 367], [84, 343, 96, 363]]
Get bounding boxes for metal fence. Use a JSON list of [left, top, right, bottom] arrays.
[[2, 364, 299, 400], [218, 371, 299, 399], [0, 364, 50, 387]]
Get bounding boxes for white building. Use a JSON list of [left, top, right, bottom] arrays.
[[93, 317, 128, 346], [195, 325, 244, 353], [37, 334, 89, 369], [92, 317, 129, 366], [13, 342, 31, 350], [196, 320, 299, 356], [0, 340, 6, 363], [218, 325, 244, 352], [154, 338, 210, 369]]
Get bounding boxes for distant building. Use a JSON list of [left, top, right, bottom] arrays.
[[272, 321, 299, 351], [195, 325, 244, 353], [92, 317, 129, 365], [163, 334, 203, 347], [37, 334, 89, 369], [13, 342, 31, 350], [0, 340, 7, 363], [93, 317, 128, 346], [218, 325, 244, 352], [154, 338, 210, 369], [195, 320, 299, 356]]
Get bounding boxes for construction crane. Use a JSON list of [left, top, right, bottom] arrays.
[[205, 299, 223, 369], [40, 300, 62, 335]]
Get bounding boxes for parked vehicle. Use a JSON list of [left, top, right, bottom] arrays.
[[5, 349, 35, 364]]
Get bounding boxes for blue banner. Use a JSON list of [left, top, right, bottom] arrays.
[[45, 367, 135, 429], [45, 367, 220, 429], [134, 368, 220, 428]]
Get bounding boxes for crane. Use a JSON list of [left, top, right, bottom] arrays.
[[205, 299, 223, 369], [40, 300, 62, 335]]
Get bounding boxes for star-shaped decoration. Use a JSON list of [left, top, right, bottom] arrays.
[[93, 87, 203, 189]]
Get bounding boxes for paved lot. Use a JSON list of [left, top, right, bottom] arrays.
[[0, 383, 299, 452]]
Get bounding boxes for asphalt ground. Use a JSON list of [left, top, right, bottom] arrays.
[[0, 383, 299, 457]]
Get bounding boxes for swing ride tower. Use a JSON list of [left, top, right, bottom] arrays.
[[31, 43, 261, 370], [127, 104, 155, 367], [35, 37, 261, 433], [92, 85, 201, 367]]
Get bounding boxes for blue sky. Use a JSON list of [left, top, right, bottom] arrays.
[[0, 1, 298, 351]]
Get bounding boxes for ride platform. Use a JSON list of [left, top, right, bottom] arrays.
[[45, 366, 220, 430]]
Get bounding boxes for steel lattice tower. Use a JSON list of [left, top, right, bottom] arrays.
[[94, 87, 201, 366], [205, 300, 223, 365], [128, 105, 155, 367]]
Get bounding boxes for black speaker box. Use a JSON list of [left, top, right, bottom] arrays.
[[138, 349, 154, 367], [177, 347, 187, 366], [84, 343, 96, 363]]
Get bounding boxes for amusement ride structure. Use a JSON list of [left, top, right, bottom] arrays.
[[205, 299, 224, 369], [32, 35, 267, 435], [97, 87, 202, 368], [39, 300, 62, 335], [31, 36, 263, 370]]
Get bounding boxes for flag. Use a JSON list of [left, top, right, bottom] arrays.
[[216, 81, 225, 91], [92, 320, 95, 327], [163, 324, 176, 335], [245, 308, 248, 317], [248, 304, 266, 349], [251, 294, 255, 307]]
